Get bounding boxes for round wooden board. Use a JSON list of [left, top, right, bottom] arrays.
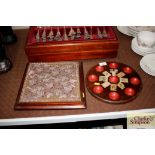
[[86, 62, 142, 104]]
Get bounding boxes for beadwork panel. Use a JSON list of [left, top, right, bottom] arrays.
[[15, 61, 86, 109]]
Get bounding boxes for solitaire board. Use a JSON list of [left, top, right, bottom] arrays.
[[25, 26, 119, 62], [15, 61, 86, 110], [86, 62, 142, 104]]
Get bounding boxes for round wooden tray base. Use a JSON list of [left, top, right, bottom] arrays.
[[86, 62, 142, 104]]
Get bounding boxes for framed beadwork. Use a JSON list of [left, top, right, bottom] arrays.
[[15, 61, 86, 109]]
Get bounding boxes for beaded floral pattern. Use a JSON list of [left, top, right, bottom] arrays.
[[19, 62, 81, 103]]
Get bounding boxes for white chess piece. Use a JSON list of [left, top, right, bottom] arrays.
[[97, 28, 102, 39], [42, 28, 46, 42], [76, 27, 81, 38], [102, 27, 108, 38], [63, 27, 68, 41], [84, 27, 90, 39], [90, 26, 93, 39], [47, 27, 54, 41], [68, 27, 76, 40], [54, 28, 62, 41], [36, 29, 40, 42]]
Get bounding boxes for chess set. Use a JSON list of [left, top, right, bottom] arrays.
[[29, 26, 111, 43], [15, 26, 142, 110], [25, 26, 119, 61]]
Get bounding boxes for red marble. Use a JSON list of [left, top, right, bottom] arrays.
[[109, 76, 119, 84], [95, 66, 105, 72], [130, 77, 140, 85], [109, 62, 118, 69], [109, 92, 120, 101], [88, 74, 98, 82], [123, 66, 133, 74], [124, 87, 136, 96], [93, 86, 104, 94]]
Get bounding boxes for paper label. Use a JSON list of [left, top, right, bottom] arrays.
[[127, 113, 155, 129], [99, 62, 107, 66], [101, 82, 111, 88]]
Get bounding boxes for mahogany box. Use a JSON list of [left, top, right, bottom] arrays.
[[25, 26, 119, 62]]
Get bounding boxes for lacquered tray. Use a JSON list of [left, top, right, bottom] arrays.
[[86, 61, 142, 104], [15, 61, 86, 109]]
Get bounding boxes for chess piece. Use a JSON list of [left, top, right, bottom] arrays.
[[36, 29, 40, 42], [90, 26, 93, 39], [54, 28, 62, 41], [0, 26, 17, 44], [42, 28, 46, 42], [102, 27, 108, 38], [68, 27, 76, 40], [84, 27, 91, 39], [47, 27, 54, 41], [63, 27, 68, 41], [97, 28, 103, 39], [76, 27, 81, 39], [0, 45, 12, 74]]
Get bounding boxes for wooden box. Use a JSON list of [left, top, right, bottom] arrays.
[[25, 26, 119, 62]]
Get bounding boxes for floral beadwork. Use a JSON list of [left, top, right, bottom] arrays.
[[19, 62, 81, 103]]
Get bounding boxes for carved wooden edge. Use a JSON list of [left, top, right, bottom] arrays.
[[14, 61, 86, 110]]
